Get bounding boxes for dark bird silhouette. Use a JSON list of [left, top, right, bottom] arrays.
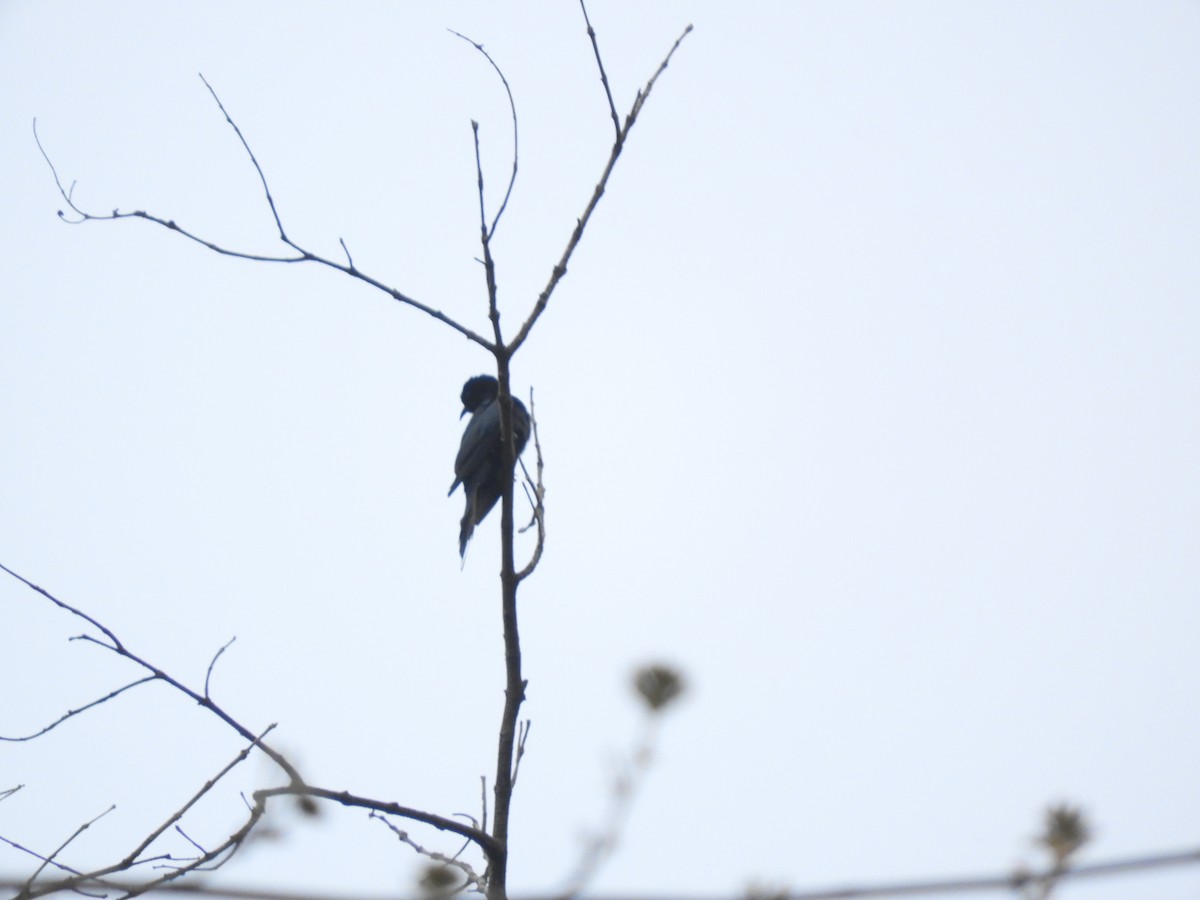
[[448, 375, 531, 558]]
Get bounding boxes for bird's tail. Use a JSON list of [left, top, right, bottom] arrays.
[[458, 500, 476, 558]]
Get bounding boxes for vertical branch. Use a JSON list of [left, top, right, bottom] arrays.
[[472, 114, 524, 900], [450, 31, 519, 240], [488, 385, 524, 900]]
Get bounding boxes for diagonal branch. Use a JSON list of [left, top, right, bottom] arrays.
[[0, 562, 501, 879], [198, 74, 289, 244], [1, 561, 305, 785], [32, 95, 494, 351], [115, 727, 276, 872], [19, 805, 115, 897], [506, 20, 692, 358], [0, 676, 157, 742]]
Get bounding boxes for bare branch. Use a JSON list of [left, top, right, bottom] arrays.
[[479, 775, 488, 836], [172, 826, 209, 860], [22, 805, 115, 894], [1, 560, 124, 651], [779, 846, 1200, 899], [449, 30, 519, 241], [515, 388, 545, 582], [32, 107, 494, 350], [3, 842, 1192, 900], [258, 785, 498, 858], [0, 832, 88, 886], [116, 727, 275, 872], [197, 74, 288, 242], [489, 366, 526, 900], [578, 0, 621, 139], [370, 812, 484, 893], [0, 676, 157, 741], [204, 636, 236, 700], [559, 714, 662, 899], [510, 720, 532, 788], [0, 562, 305, 788], [506, 22, 692, 357], [470, 120, 505, 353], [1, 567, 502, 885]]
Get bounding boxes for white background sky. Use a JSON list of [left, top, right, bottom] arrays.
[[2, 2, 1199, 898]]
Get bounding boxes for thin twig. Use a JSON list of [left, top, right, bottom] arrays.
[[21, 805, 115, 895], [559, 717, 660, 899], [510, 720, 532, 788], [117, 728, 275, 871], [257, 785, 498, 857], [480, 775, 488, 836], [197, 74, 289, 243], [0, 676, 156, 741], [448, 30, 519, 241], [578, 0, 621, 138], [0, 845, 1196, 900], [781, 847, 1200, 899], [172, 826, 209, 858], [0, 563, 305, 785], [1, 564, 500, 868], [469, 119, 505, 354], [515, 388, 546, 582], [506, 22, 692, 358], [1, 561, 124, 650], [204, 636, 236, 700], [31, 109, 493, 350], [369, 812, 484, 893]]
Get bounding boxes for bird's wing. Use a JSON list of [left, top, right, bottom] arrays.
[[512, 398, 532, 457], [454, 399, 501, 484]]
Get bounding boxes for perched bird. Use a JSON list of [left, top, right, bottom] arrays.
[[448, 374, 531, 558]]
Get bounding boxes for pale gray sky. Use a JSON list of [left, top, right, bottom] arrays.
[[2, 2, 1199, 898]]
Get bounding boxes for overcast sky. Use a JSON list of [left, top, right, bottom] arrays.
[[2, 2, 1199, 899]]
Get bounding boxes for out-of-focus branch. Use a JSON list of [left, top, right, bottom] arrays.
[[558, 665, 685, 900], [370, 811, 484, 894], [0, 847, 1198, 900], [777, 845, 1200, 899]]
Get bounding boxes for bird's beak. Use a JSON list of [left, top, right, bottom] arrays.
[[460, 408, 469, 420]]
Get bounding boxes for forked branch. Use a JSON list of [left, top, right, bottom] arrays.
[[32, 95, 493, 351], [505, 18, 692, 357], [0, 562, 500, 880]]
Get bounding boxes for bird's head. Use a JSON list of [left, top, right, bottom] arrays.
[[459, 374, 499, 418]]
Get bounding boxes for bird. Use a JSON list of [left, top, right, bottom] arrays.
[[448, 374, 531, 558]]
